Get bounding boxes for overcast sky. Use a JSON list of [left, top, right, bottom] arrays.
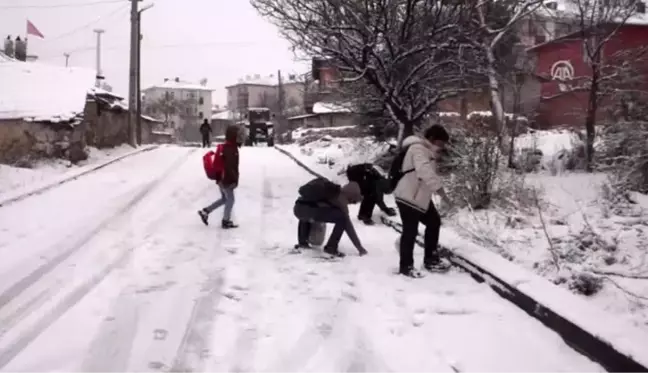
[[0, 0, 306, 105]]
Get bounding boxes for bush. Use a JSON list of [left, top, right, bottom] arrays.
[[441, 127, 535, 210], [597, 120, 648, 195]]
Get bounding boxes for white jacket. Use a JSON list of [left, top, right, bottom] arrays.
[[393, 135, 443, 212]]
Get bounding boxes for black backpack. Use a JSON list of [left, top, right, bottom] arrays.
[[298, 177, 341, 202], [386, 146, 414, 194]]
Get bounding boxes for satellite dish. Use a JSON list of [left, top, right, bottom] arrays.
[[200, 78, 208, 86]]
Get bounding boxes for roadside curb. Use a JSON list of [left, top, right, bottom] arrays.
[[274, 144, 648, 373], [0, 145, 160, 208]]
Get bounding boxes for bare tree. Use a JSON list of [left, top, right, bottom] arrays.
[[251, 0, 482, 146], [473, 0, 544, 137], [143, 94, 193, 130], [545, 0, 643, 171]]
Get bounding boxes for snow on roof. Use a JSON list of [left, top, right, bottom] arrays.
[[0, 60, 95, 122], [212, 110, 233, 120], [145, 79, 213, 91], [227, 72, 305, 88], [88, 87, 124, 101], [0, 51, 14, 63], [538, 0, 648, 25], [312, 101, 353, 114]]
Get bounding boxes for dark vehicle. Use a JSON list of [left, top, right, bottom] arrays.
[[241, 107, 274, 147]]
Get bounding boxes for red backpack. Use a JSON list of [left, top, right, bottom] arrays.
[[203, 144, 225, 181]]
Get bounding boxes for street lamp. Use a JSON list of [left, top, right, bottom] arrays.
[[136, 2, 154, 145]]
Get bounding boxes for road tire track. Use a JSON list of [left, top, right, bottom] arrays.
[[0, 149, 195, 311], [0, 150, 197, 368], [169, 273, 225, 372]]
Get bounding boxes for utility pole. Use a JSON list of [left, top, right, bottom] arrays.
[[277, 70, 288, 142], [127, 0, 139, 147], [93, 29, 105, 87], [64, 53, 70, 67], [136, 3, 154, 145]]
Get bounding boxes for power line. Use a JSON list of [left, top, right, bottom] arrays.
[[0, 0, 122, 10], [47, 4, 129, 41], [39, 40, 280, 58]]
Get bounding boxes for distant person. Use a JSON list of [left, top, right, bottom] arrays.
[[4, 35, 14, 57], [198, 124, 239, 229], [392, 125, 452, 278], [293, 177, 368, 258], [346, 163, 397, 225], [199, 119, 212, 148]]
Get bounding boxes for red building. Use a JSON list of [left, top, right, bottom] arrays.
[[528, 21, 648, 128]]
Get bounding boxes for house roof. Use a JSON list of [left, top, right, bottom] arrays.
[[0, 59, 95, 122], [144, 79, 213, 91], [225, 73, 305, 88], [212, 110, 233, 120], [537, 0, 648, 25]]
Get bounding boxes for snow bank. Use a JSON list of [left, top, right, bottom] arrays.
[[0, 61, 95, 122], [0, 144, 145, 201], [278, 131, 648, 366]]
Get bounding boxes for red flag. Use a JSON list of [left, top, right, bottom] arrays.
[[26, 20, 44, 39]]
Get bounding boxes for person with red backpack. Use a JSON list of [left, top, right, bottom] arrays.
[[198, 124, 240, 229]]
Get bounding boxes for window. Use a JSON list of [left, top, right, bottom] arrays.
[[199, 96, 204, 105], [186, 107, 191, 115], [188, 92, 196, 99], [199, 112, 203, 119]]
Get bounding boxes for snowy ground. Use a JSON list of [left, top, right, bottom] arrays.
[[0, 144, 141, 196], [0, 145, 603, 371], [279, 131, 648, 336]]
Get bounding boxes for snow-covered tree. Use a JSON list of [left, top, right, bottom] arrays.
[[472, 0, 544, 138], [251, 0, 482, 146], [544, 0, 644, 171]]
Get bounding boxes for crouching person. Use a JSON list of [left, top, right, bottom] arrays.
[[346, 163, 397, 225], [293, 177, 368, 257]]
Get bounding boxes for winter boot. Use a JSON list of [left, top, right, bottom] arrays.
[[358, 216, 375, 225], [323, 246, 346, 258], [423, 257, 452, 273], [399, 266, 423, 278], [198, 210, 209, 226], [221, 220, 238, 229]]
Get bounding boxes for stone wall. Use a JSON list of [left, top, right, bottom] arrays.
[[84, 101, 129, 148], [0, 119, 87, 165]]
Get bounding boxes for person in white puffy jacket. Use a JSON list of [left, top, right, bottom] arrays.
[[393, 125, 452, 278]]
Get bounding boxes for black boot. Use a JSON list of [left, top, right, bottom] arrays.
[[222, 220, 238, 229], [198, 210, 209, 226], [323, 246, 346, 258], [358, 216, 374, 225]]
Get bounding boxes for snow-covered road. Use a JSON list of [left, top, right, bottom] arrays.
[[0, 146, 602, 371]]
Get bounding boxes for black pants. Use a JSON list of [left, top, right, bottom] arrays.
[[294, 202, 346, 249], [396, 201, 441, 271], [201, 134, 210, 148], [358, 195, 377, 219]]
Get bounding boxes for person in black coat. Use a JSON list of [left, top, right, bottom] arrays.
[[199, 119, 212, 148], [346, 163, 397, 225]]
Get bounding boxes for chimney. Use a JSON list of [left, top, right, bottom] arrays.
[[254, 74, 260, 79], [164, 78, 169, 82], [175, 77, 180, 82]]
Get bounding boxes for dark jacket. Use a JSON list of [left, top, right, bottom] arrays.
[[295, 178, 364, 250], [199, 121, 212, 135], [221, 125, 239, 186], [346, 163, 384, 197]]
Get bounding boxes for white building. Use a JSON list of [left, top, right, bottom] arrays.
[[142, 77, 213, 141], [226, 73, 304, 119]]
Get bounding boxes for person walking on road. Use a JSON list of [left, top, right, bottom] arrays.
[[293, 177, 368, 258], [346, 163, 397, 225], [393, 125, 452, 278], [198, 124, 239, 229], [199, 119, 212, 148]]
